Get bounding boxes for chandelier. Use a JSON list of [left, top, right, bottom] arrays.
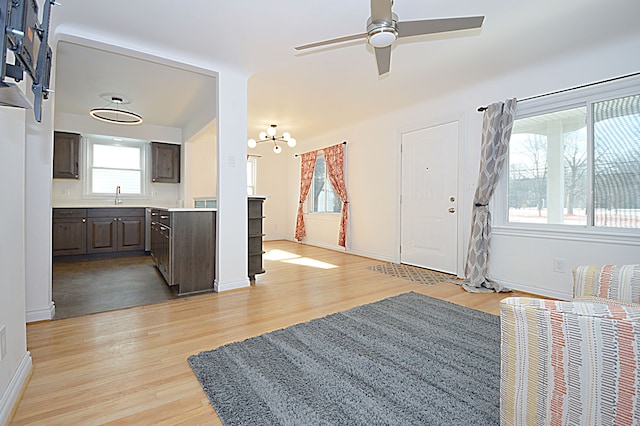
[[248, 124, 296, 154], [89, 93, 143, 125]]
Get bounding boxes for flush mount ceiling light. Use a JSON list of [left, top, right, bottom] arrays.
[[248, 124, 296, 154], [89, 93, 143, 125]]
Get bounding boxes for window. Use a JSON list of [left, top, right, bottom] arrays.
[[308, 153, 342, 213], [86, 138, 145, 196], [247, 156, 257, 195], [504, 88, 640, 230]]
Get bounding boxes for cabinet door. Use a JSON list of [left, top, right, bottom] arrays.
[[151, 142, 181, 183], [118, 216, 145, 251], [53, 132, 80, 179], [52, 218, 87, 256], [87, 217, 118, 253]]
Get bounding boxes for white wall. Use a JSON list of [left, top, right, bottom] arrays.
[[183, 121, 217, 207], [0, 98, 32, 424], [251, 143, 289, 241], [259, 32, 640, 299]]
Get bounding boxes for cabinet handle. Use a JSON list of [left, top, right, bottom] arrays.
[[113, 218, 117, 221], [152, 178, 156, 182], [82, 218, 86, 223], [160, 215, 169, 219], [151, 212, 157, 216]]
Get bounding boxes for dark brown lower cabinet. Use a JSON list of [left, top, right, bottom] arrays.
[[86, 217, 118, 253], [53, 208, 144, 256], [87, 208, 145, 253], [52, 209, 87, 256], [150, 209, 216, 295]]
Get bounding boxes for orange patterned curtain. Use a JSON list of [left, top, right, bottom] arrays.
[[323, 144, 349, 247], [295, 151, 318, 241]]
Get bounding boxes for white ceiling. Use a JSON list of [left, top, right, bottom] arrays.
[[50, 0, 640, 141]]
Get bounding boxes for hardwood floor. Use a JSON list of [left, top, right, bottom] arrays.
[[11, 240, 529, 425]]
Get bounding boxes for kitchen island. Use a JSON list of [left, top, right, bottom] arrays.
[[149, 208, 216, 295]]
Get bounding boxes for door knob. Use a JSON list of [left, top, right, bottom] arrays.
[[448, 207, 456, 213]]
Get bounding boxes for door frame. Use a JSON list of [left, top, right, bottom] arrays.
[[396, 113, 467, 278]]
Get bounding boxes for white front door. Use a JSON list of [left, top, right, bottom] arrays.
[[401, 121, 459, 274]]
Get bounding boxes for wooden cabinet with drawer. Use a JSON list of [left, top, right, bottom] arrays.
[[52, 208, 87, 256], [53, 208, 145, 256]]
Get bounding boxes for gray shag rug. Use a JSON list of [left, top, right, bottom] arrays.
[[188, 292, 500, 425]]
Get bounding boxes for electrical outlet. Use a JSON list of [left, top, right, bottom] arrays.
[[0, 325, 6, 363], [553, 258, 566, 273]]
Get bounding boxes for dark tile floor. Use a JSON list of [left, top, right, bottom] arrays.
[[52, 255, 178, 319]]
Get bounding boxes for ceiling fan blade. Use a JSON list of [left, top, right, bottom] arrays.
[[397, 16, 484, 38], [370, 0, 393, 22], [375, 46, 391, 75], [295, 33, 367, 50]]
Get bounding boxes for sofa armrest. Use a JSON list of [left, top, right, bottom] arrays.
[[500, 297, 640, 425], [573, 264, 640, 304]]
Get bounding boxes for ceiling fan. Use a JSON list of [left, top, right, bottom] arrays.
[[294, 0, 484, 76]]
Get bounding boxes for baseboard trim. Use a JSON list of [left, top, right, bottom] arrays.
[[214, 277, 251, 292], [0, 351, 32, 425], [26, 302, 55, 323], [294, 238, 397, 264], [492, 278, 571, 300]]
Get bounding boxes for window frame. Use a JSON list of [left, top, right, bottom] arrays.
[[247, 155, 258, 195], [493, 74, 640, 244], [305, 151, 342, 216], [83, 136, 148, 198]]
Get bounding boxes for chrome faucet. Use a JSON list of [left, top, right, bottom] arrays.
[[115, 185, 123, 205]]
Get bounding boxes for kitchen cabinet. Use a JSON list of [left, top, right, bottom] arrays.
[[86, 208, 146, 254], [151, 142, 181, 183], [150, 209, 216, 295], [52, 208, 87, 256], [248, 197, 266, 280], [53, 131, 81, 179]]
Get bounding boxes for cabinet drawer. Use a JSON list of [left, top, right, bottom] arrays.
[[152, 209, 171, 226], [88, 208, 145, 218], [53, 208, 86, 218]]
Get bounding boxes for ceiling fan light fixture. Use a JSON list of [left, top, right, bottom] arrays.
[[368, 27, 397, 48]]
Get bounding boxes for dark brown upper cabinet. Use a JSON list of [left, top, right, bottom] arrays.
[[151, 142, 181, 183], [53, 131, 81, 179]]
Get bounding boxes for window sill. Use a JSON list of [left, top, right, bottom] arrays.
[[492, 224, 640, 246], [304, 212, 341, 221]]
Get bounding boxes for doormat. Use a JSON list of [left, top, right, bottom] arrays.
[[367, 263, 456, 286]]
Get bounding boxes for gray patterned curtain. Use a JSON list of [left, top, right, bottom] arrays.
[[462, 98, 517, 293]]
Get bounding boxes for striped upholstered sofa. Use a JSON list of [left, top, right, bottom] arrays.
[[500, 264, 640, 426]]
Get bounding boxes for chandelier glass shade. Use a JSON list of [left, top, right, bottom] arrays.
[[248, 124, 296, 154], [90, 94, 143, 125]]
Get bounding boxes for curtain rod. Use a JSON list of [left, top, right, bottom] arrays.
[[294, 140, 347, 157], [476, 71, 640, 112]]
